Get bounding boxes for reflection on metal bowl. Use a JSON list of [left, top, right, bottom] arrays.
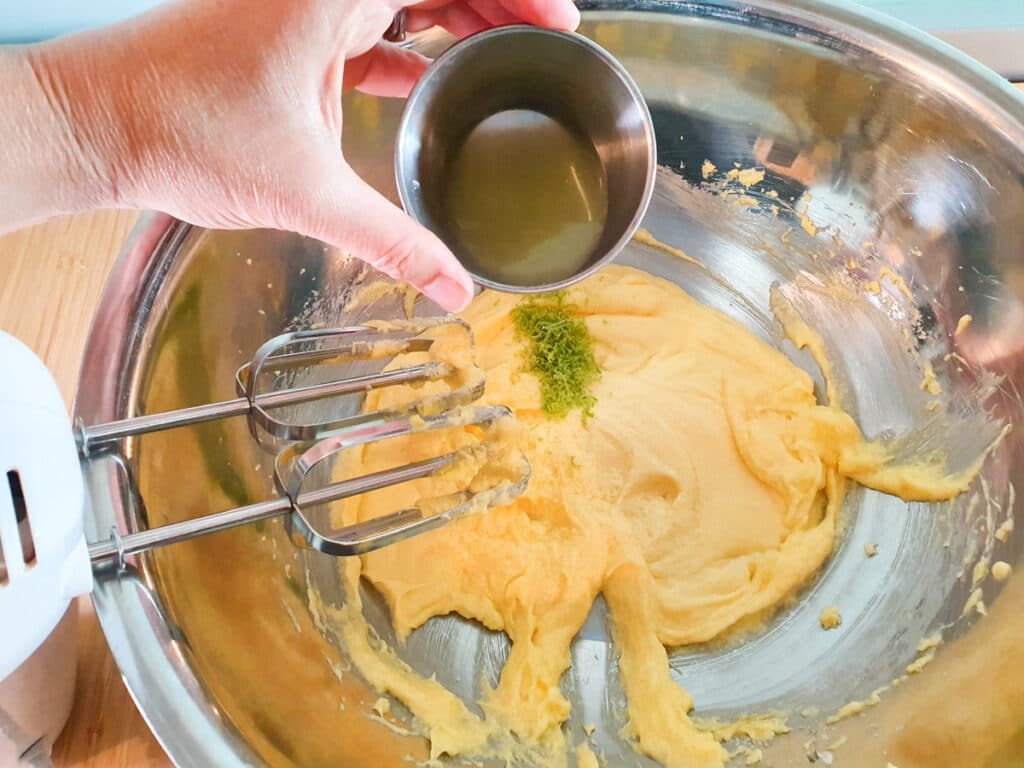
[[78, 2, 1024, 766]]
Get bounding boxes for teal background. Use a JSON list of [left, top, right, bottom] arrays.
[[0, 1, 1023, 42], [861, 0, 1024, 30]]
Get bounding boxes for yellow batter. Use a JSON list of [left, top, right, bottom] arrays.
[[328, 265, 976, 768]]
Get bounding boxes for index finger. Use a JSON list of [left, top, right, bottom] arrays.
[[404, 0, 580, 32], [496, 0, 580, 30]]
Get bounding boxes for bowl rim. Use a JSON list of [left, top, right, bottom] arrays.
[[79, 3, 1024, 766]]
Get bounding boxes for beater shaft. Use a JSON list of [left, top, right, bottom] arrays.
[[81, 323, 531, 566], [78, 363, 442, 451], [87, 454, 453, 567]]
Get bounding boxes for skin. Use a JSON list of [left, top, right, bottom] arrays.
[[0, 0, 580, 311]]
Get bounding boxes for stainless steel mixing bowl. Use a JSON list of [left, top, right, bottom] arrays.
[[78, 2, 1024, 766]]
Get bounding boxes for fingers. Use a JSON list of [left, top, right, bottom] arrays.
[[344, 43, 431, 97], [405, 0, 580, 37], [299, 162, 475, 312], [467, 0, 520, 27], [406, 4, 492, 38], [497, 0, 580, 30]]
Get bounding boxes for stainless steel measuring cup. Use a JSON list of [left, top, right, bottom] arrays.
[[395, 25, 656, 293]]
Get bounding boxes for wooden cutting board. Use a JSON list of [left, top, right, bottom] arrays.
[[0, 210, 170, 767]]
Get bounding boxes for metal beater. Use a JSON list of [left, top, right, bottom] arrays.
[[80, 318, 530, 567]]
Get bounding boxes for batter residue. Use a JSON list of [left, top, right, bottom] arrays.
[[325, 265, 978, 768]]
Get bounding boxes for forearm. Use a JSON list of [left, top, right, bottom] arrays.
[[0, 44, 117, 233], [0, 0, 575, 312]]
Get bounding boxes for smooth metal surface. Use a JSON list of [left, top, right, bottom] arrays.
[[383, 9, 407, 43], [87, 496, 290, 564], [275, 404, 527, 556], [83, 320, 523, 566], [76, 2, 1024, 767], [78, 327, 443, 452], [395, 25, 656, 292], [236, 322, 480, 443], [86, 437, 503, 564], [79, 397, 251, 447]]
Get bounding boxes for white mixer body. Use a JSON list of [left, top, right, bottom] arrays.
[[0, 331, 91, 764]]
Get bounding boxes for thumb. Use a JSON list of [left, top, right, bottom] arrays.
[[297, 163, 475, 313], [343, 43, 431, 98]]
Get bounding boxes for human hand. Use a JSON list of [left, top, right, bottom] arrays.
[[27, 0, 580, 311]]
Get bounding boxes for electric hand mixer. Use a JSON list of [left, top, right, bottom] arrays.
[[0, 319, 530, 765]]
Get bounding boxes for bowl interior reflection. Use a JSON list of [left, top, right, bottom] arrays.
[[80, 6, 1024, 768]]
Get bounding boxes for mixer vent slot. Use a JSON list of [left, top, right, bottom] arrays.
[[4, 470, 36, 576], [766, 141, 799, 168], [0, 481, 5, 584]]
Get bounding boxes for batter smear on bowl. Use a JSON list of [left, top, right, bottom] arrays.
[[320, 265, 984, 768]]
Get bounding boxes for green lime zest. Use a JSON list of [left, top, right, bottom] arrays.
[[510, 292, 601, 418]]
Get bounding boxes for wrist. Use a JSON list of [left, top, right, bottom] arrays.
[[16, 8, 233, 220], [0, 43, 123, 232], [24, 40, 127, 213]]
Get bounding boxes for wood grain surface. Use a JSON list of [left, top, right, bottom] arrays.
[[0, 210, 170, 767], [1, 82, 1022, 768]]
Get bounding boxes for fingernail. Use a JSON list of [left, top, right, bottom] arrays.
[[563, 3, 582, 30], [424, 273, 474, 313]]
